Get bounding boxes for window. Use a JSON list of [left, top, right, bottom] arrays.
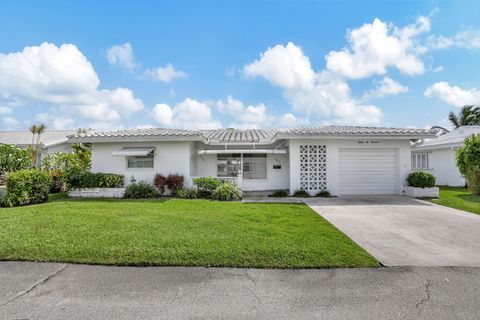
[[216, 153, 267, 179], [411, 152, 429, 169], [243, 154, 267, 179], [217, 154, 241, 177], [127, 153, 154, 168]]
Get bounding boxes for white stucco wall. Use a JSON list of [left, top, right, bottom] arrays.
[[288, 139, 412, 196], [414, 148, 465, 186], [195, 153, 289, 191], [91, 141, 194, 186]]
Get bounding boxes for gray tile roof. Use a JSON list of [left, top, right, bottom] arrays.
[[412, 126, 480, 150], [69, 125, 435, 144], [200, 129, 277, 144], [278, 125, 433, 136], [0, 130, 77, 147], [72, 128, 200, 139]]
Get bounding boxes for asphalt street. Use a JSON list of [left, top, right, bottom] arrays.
[[1, 262, 479, 319]]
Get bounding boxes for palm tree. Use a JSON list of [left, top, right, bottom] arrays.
[[35, 123, 46, 146], [29, 124, 38, 167], [448, 105, 480, 128], [28, 123, 47, 167]]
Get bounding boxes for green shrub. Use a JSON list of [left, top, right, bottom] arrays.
[[175, 187, 198, 199], [315, 190, 331, 197], [123, 182, 159, 199], [5, 169, 51, 207], [153, 173, 167, 194], [292, 189, 310, 197], [193, 177, 223, 191], [407, 171, 436, 188], [0, 144, 31, 184], [0, 193, 7, 207], [68, 172, 124, 189], [270, 189, 289, 197], [48, 170, 67, 193], [456, 134, 480, 195], [166, 174, 184, 194], [211, 182, 242, 201], [42, 152, 87, 173]]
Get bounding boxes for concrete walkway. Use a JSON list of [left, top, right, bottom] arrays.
[[0, 262, 479, 319], [304, 195, 480, 266]]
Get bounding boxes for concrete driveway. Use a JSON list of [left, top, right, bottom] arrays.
[[304, 196, 480, 266]]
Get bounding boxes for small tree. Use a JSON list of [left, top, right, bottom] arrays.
[[0, 144, 31, 185], [456, 134, 480, 195]]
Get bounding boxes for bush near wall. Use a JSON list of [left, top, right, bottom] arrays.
[[407, 171, 436, 188], [153, 173, 166, 194], [124, 182, 159, 199], [211, 182, 243, 201], [192, 177, 223, 197], [0, 144, 31, 185], [68, 172, 124, 189], [456, 134, 480, 195], [166, 174, 184, 194], [5, 169, 51, 207]]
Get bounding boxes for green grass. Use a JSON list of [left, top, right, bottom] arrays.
[[0, 195, 379, 268], [431, 186, 480, 215]]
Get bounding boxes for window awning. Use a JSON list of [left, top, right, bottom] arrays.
[[112, 147, 154, 156], [198, 149, 287, 155]]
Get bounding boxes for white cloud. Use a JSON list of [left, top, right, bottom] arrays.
[[0, 106, 12, 114], [36, 112, 76, 130], [146, 63, 187, 83], [432, 66, 444, 73], [325, 16, 430, 79], [216, 96, 310, 129], [424, 82, 480, 107], [153, 98, 222, 130], [107, 43, 187, 83], [244, 42, 315, 90], [106, 43, 137, 71], [277, 113, 310, 127], [428, 27, 480, 50], [0, 42, 144, 127], [216, 96, 273, 128], [362, 77, 409, 100], [2, 116, 19, 127], [243, 42, 382, 125]]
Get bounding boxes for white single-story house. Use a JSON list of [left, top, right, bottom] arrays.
[[411, 126, 480, 186], [68, 126, 434, 196], [0, 130, 77, 163]]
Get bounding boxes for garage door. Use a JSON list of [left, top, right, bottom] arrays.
[[339, 148, 397, 195]]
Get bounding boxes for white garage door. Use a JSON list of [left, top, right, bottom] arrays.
[[339, 148, 397, 195]]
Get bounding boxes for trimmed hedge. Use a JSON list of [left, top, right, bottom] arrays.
[[68, 172, 124, 189], [407, 171, 436, 188], [5, 169, 51, 207]]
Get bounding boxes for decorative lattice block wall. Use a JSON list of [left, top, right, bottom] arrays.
[[299, 145, 327, 191]]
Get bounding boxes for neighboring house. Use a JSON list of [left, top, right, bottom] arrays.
[[411, 126, 480, 186], [0, 130, 78, 163], [68, 126, 434, 196]]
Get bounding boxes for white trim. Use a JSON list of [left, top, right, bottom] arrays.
[[198, 149, 287, 155], [113, 147, 154, 156]]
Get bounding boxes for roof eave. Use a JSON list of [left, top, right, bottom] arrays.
[[67, 135, 206, 144]]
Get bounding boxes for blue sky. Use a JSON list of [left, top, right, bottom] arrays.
[[0, 0, 479, 131]]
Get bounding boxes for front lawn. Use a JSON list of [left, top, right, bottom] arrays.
[[431, 186, 480, 215], [0, 196, 378, 268]]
